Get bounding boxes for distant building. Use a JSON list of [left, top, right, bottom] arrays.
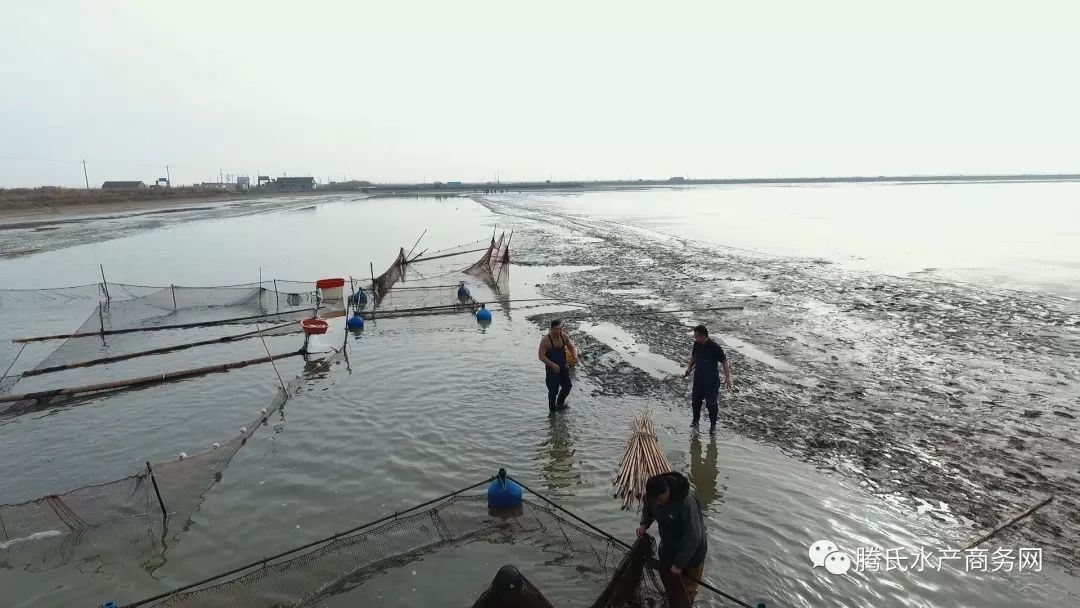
[[102, 181, 147, 190], [275, 177, 317, 191], [447, 181, 462, 187], [668, 176, 686, 182], [236, 176, 251, 190], [258, 175, 272, 187], [199, 182, 231, 190]]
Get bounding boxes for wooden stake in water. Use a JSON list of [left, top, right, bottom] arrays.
[[146, 461, 168, 517], [964, 495, 1055, 551], [254, 322, 288, 394], [99, 265, 111, 302]]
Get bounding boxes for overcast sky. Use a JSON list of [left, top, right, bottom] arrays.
[[2, 1, 1078, 187]]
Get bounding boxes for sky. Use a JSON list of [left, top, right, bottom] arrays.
[[2, 1, 1079, 187]]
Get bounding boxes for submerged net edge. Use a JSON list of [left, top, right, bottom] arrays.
[[141, 494, 638, 608]]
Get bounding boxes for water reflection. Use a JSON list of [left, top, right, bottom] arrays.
[[536, 414, 579, 494], [690, 432, 723, 510]]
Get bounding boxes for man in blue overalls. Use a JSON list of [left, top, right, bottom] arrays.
[[683, 324, 732, 432], [538, 319, 574, 413]]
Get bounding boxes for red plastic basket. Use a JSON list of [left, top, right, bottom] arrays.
[[315, 278, 345, 290], [301, 319, 329, 335]]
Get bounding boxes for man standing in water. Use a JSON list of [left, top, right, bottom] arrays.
[[684, 325, 732, 432], [636, 471, 708, 603], [539, 319, 574, 413]]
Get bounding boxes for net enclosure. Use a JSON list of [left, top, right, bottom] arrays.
[[0, 347, 347, 574], [466, 231, 511, 294], [122, 488, 709, 608], [0, 279, 327, 397]]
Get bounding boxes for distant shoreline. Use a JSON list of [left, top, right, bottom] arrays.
[[2, 173, 1079, 226], [362, 173, 1080, 194]]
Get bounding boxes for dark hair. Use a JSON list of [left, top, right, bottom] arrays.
[[644, 473, 672, 499], [693, 324, 708, 337], [550, 319, 562, 329]]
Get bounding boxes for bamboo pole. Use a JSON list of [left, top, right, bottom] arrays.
[[407, 248, 487, 264], [21, 320, 298, 377], [100, 265, 110, 302], [406, 229, 427, 261], [613, 411, 672, 510], [146, 461, 168, 517], [964, 496, 1055, 551], [13, 307, 315, 343], [0, 350, 302, 405]]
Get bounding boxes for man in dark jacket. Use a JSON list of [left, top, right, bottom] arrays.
[[684, 324, 732, 432], [636, 471, 707, 603]]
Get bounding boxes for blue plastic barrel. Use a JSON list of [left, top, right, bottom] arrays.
[[476, 306, 493, 322], [487, 471, 523, 510], [346, 314, 365, 330]]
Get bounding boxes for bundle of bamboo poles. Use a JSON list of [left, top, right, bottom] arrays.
[[613, 411, 672, 510]]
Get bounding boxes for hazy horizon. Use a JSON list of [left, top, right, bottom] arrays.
[[3, 1, 1079, 188]]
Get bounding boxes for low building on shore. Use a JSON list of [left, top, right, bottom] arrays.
[[275, 177, 317, 191], [101, 181, 147, 190]]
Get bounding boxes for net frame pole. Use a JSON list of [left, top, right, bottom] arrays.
[[119, 476, 495, 608], [370, 261, 377, 320], [407, 228, 427, 260], [13, 306, 317, 343], [145, 461, 168, 517], [0, 343, 26, 385], [171, 284, 177, 311], [273, 279, 279, 312], [98, 301, 106, 339], [508, 475, 760, 608], [99, 265, 110, 302]]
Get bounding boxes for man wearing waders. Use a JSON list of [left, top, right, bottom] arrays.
[[636, 471, 708, 604], [684, 325, 732, 432], [538, 319, 573, 413]]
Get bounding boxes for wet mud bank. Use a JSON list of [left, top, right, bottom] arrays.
[[476, 195, 1080, 574]]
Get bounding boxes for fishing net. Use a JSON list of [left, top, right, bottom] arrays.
[[0, 348, 346, 574], [129, 493, 688, 608], [0, 280, 324, 397], [369, 248, 409, 301], [466, 231, 511, 294], [342, 240, 511, 319]]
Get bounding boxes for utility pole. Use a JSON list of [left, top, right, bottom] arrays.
[[166, 164, 171, 187], [219, 168, 223, 184], [82, 159, 89, 189]]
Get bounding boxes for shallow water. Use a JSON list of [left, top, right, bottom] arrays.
[[0, 189, 1077, 607]]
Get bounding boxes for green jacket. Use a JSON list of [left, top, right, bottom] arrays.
[[640, 472, 707, 569]]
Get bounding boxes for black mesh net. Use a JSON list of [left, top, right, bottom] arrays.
[[361, 235, 512, 318], [19, 282, 317, 372], [465, 231, 511, 295], [0, 279, 336, 401], [0, 348, 347, 574], [134, 495, 687, 608]]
